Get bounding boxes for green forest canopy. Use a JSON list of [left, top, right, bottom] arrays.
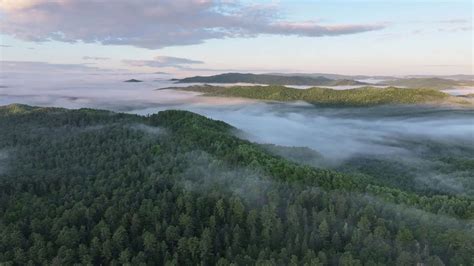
[[174, 85, 469, 106], [0, 104, 473, 265]]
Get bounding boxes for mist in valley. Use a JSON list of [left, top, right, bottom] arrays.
[[1, 73, 473, 195], [158, 103, 473, 195]]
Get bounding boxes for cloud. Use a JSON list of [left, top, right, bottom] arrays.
[[437, 19, 469, 24], [179, 150, 272, 205], [0, 45, 12, 48], [0, 0, 385, 49], [0, 60, 125, 74], [83, 56, 110, 61], [257, 21, 384, 37], [423, 64, 471, 68], [123, 55, 296, 73], [434, 18, 471, 32], [123, 56, 204, 68], [438, 26, 472, 32]]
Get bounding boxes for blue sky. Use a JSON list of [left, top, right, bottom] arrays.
[[0, 0, 472, 76]]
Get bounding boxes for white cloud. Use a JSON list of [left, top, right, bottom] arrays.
[[83, 56, 110, 61], [437, 19, 469, 24], [0, 60, 124, 74], [438, 26, 472, 32], [0, 0, 385, 49], [123, 56, 204, 68]]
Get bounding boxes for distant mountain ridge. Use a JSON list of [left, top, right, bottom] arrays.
[[268, 73, 395, 80], [381, 77, 474, 89], [404, 74, 474, 80], [271, 73, 474, 81], [174, 73, 368, 86]]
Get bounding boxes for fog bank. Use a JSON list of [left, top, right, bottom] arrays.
[[134, 103, 474, 195], [2, 72, 473, 194]]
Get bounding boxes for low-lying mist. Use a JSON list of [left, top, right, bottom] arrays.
[[2, 72, 473, 195], [136, 103, 474, 195], [144, 103, 472, 159], [0, 72, 255, 110]]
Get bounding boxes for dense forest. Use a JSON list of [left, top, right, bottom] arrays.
[[174, 85, 469, 106], [0, 104, 473, 265], [174, 73, 366, 86]]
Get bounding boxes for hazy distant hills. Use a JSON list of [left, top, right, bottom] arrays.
[[404, 74, 474, 80], [268, 72, 394, 80], [382, 77, 473, 89], [272, 73, 474, 81], [173, 73, 473, 88], [174, 73, 368, 86], [124, 79, 143, 83]]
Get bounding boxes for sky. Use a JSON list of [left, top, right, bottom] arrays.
[[0, 0, 472, 77]]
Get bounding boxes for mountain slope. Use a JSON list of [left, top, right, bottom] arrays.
[[174, 85, 469, 106], [0, 104, 472, 265]]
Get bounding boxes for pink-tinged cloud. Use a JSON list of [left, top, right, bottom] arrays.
[[262, 22, 384, 36], [0, 0, 385, 49], [123, 56, 204, 68]]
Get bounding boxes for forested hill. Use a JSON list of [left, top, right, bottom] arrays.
[[173, 73, 367, 86], [174, 84, 470, 106], [0, 104, 473, 265]]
